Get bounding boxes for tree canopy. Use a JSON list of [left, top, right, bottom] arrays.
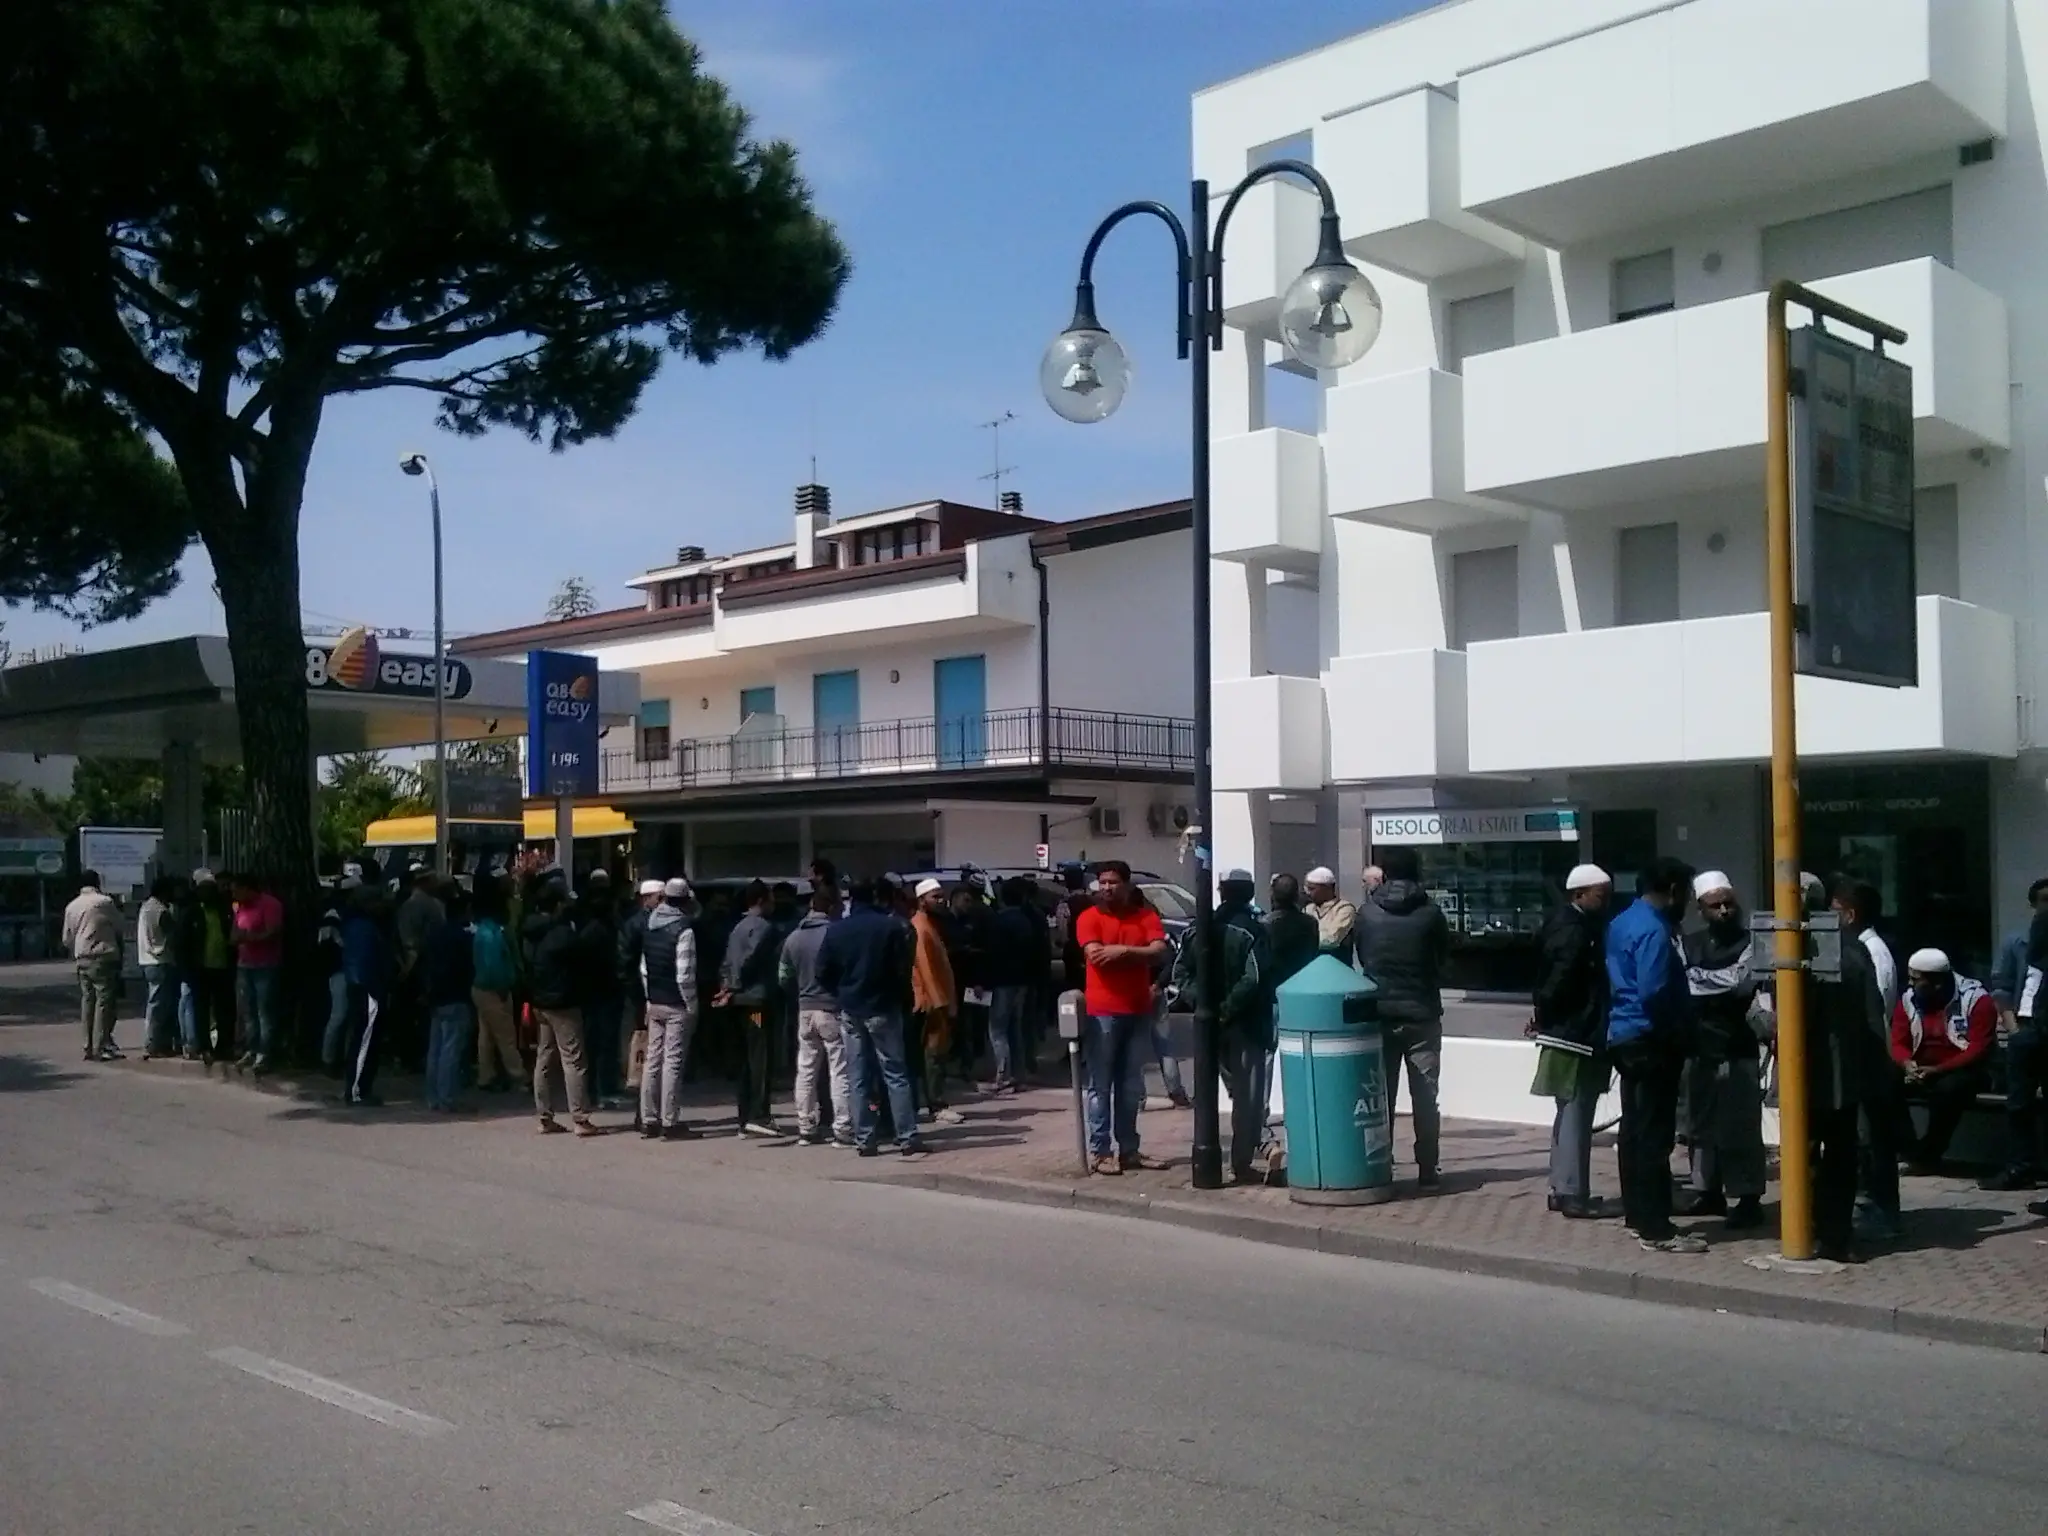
[[546, 576, 599, 621], [1, 0, 849, 890]]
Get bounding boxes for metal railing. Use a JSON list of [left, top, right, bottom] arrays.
[[600, 707, 1194, 793]]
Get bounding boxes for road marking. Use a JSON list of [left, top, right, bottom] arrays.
[[27, 1279, 191, 1337], [627, 1501, 762, 1535], [207, 1347, 453, 1436]]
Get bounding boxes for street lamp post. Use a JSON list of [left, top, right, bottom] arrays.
[[1041, 164, 1381, 1189], [398, 452, 449, 878]]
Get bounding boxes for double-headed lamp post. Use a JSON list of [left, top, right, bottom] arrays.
[[1040, 162, 1382, 1190], [398, 451, 449, 879]]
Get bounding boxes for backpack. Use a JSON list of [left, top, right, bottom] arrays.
[[472, 918, 517, 993]]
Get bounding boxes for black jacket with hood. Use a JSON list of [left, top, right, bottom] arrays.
[[1532, 901, 1607, 1051], [1353, 879, 1451, 1026]]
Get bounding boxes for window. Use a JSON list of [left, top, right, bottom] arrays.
[[637, 699, 671, 762], [738, 686, 775, 724], [850, 526, 928, 565], [1450, 545, 1519, 649], [1914, 486, 1960, 599], [1762, 185, 1953, 286], [1444, 289, 1514, 375], [655, 574, 717, 608], [1613, 249, 1674, 322], [738, 558, 793, 583], [1615, 522, 1680, 626]]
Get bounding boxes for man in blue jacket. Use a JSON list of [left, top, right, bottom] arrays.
[[1605, 857, 1703, 1253], [816, 880, 926, 1158]]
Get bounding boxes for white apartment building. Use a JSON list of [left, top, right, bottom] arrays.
[[1201, 0, 2038, 990], [456, 489, 1198, 882]]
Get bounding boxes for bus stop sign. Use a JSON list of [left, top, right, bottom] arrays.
[[1790, 324, 1916, 687]]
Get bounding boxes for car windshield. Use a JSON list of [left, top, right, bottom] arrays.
[[1140, 883, 1195, 922]]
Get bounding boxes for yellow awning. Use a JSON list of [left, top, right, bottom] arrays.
[[361, 807, 634, 847]]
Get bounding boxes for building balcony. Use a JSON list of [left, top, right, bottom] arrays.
[[1213, 674, 1324, 792], [1316, 84, 1522, 281], [1464, 596, 2016, 774], [1462, 258, 2010, 509], [598, 707, 1195, 796], [1217, 177, 1321, 338], [1325, 367, 1521, 533], [1211, 428, 1323, 571], [711, 536, 1037, 655], [1326, 649, 1468, 783], [1457, 0, 2006, 246]]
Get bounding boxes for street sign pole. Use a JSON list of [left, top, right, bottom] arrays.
[[1765, 280, 1908, 1262]]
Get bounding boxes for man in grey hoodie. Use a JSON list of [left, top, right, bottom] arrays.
[[638, 878, 701, 1141], [780, 884, 852, 1145]]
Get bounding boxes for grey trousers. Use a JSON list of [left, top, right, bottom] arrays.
[[1548, 1056, 1609, 1199], [1686, 1055, 1766, 1199], [1382, 1022, 1443, 1174], [533, 1006, 592, 1124], [639, 1002, 697, 1130], [795, 1006, 852, 1140], [78, 955, 121, 1053]]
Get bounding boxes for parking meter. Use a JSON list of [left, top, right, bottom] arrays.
[[1058, 989, 1088, 1173]]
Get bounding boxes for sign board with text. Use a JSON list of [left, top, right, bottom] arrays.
[[1369, 807, 1579, 846], [304, 628, 472, 701], [1790, 324, 1916, 687], [526, 650, 600, 798]]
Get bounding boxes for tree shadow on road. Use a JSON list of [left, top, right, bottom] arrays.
[[0, 1054, 87, 1093]]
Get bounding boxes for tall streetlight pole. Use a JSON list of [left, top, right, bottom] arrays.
[[1040, 163, 1382, 1189], [398, 451, 449, 878]]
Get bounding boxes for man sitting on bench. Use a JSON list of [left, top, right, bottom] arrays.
[[1889, 948, 1998, 1172]]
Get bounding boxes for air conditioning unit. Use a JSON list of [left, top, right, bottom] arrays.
[[1146, 802, 1192, 835], [1091, 805, 1125, 838]]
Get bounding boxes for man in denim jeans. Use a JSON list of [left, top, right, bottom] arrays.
[[816, 880, 925, 1158], [1075, 862, 1169, 1176], [230, 872, 285, 1075]]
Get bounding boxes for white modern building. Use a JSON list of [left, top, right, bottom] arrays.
[[1200, 0, 2041, 989], [456, 488, 1198, 881]]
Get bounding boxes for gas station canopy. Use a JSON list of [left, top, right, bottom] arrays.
[[0, 635, 640, 762]]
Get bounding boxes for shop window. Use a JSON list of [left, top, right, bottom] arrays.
[[637, 699, 671, 762], [1612, 249, 1674, 323], [1615, 522, 1680, 626], [1444, 288, 1514, 375], [1450, 545, 1519, 649]]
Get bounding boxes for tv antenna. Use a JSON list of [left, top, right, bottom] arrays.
[[979, 410, 1016, 507]]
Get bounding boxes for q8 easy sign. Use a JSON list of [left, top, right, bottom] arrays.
[[527, 649, 600, 797]]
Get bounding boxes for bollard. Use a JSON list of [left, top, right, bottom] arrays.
[[1058, 989, 1089, 1175]]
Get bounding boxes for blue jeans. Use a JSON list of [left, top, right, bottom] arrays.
[[425, 1002, 473, 1109], [143, 964, 179, 1055], [1151, 995, 1186, 1099], [989, 985, 1032, 1086], [178, 979, 199, 1054], [236, 966, 280, 1060], [843, 1011, 920, 1150], [1085, 1012, 1147, 1159]]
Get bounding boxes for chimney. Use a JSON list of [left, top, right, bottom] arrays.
[[998, 490, 1023, 514], [793, 483, 830, 568], [675, 544, 706, 564]]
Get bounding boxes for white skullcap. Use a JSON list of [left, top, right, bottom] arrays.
[[1907, 947, 1951, 974], [914, 878, 943, 898], [663, 877, 691, 899], [1692, 870, 1734, 899], [192, 868, 216, 884], [1305, 866, 1337, 886], [1564, 864, 1610, 892], [638, 878, 664, 896]]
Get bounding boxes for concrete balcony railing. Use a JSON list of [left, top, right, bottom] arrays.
[[1457, 0, 2007, 245], [1463, 596, 2017, 774], [1213, 674, 1324, 792], [1325, 649, 1469, 782], [1211, 427, 1323, 572], [1325, 367, 1521, 533], [1462, 258, 2010, 509]]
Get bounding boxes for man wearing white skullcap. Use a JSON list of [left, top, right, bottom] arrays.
[[1303, 866, 1357, 960], [1533, 863, 1613, 1218], [1679, 871, 1766, 1229], [1889, 946, 1999, 1170]]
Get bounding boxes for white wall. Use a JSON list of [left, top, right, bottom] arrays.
[[1044, 528, 1195, 718]]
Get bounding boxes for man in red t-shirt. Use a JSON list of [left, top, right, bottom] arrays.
[[1074, 861, 1169, 1175], [1889, 947, 1998, 1170]]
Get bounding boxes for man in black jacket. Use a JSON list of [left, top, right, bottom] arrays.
[[720, 881, 783, 1137], [1175, 870, 1272, 1181], [524, 884, 597, 1137], [1354, 845, 1452, 1188], [1532, 863, 1611, 1218], [1680, 872, 1765, 1230], [986, 878, 1049, 1093], [1264, 874, 1320, 995]]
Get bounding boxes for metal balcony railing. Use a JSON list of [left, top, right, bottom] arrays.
[[599, 707, 1194, 793]]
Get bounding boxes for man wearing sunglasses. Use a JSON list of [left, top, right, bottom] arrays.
[[1680, 872, 1766, 1230]]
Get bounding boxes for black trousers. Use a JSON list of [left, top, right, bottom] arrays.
[[1904, 1066, 1990, 1164], [1858, 1060, 1907, 1218], [193, 968, 237, 1059], [736, 1007, 772, 1126], [1613, 1037, 1684, 1240], [1221, 1029, 1267, 1178], [343, 982, 385, 1103], [1812, 1099, 1862, 1256], [903, 1010, 928, 1115]]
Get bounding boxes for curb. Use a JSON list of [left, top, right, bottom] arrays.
[[889, 1170, 2048, 1357]]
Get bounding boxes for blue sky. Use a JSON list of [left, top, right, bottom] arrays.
[[8, 0, 1422, 653]]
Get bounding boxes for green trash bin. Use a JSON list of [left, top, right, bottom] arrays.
[[1276, 956, 1393, 1205]]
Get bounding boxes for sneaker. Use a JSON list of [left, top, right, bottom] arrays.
[[1557, 1196, 1607, 1220], [1092, 1154, 1122, 1176], [1120, 1151, 1166, 1171], [934, 1107, 966, 1126], [798, 1129, 829, 1146], [742, 1120, 781, 1138], [571, 1119, 600, 1139], [348, 1092, 384, 1108], [832, 1131, 858, 1148], [538, 1117, 568, 1135], [1167, 1089, 1193, 1110], [1978, 1166, 2040, 1193], [1639, 1233, 1709, 1254], [857, 1143, 880, 1158], [82, 1048, 96, 1062], [1723, 1196, 1765, 1231], [97, 1046, 124, 1062], [639, 1125, 663, 1140], [899, 1142, 931, 1160], [1415, 1167, 1442, 1193], [663, 1123, 701, 1141], [182, 1049, 200, 1062]]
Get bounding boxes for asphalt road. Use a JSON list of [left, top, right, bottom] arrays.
[[2, 1018, 2045, 1536]]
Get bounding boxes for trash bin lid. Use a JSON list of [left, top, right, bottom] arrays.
[[1275, 955, 1379, 1034]]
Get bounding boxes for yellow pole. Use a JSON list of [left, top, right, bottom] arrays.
[[1764, 282, 1813, 1260]]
